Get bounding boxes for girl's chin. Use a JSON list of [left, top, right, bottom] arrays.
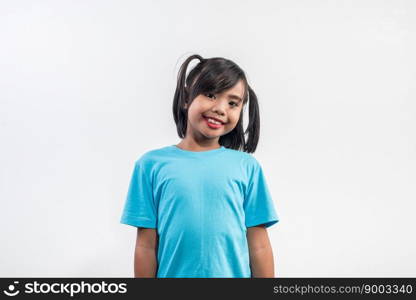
[[199, 126, 224, 137]]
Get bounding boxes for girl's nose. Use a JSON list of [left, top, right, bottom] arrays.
[[210, 106, 226, 117], [211, 99, 227, 114]]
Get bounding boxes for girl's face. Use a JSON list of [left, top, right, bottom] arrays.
[[184, 79, 245, 141]]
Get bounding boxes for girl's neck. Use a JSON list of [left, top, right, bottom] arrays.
[[176, 139, 221, 152]]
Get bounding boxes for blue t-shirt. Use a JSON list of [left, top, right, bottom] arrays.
[[120, 145, 279, 278]]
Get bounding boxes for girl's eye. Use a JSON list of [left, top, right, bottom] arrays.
[[205, 93, 238, 107]]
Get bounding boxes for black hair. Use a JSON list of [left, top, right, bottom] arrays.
[[172, 54, 260, 153]]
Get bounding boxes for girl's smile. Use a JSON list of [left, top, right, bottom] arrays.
[[203, 116, 224, 129], [202, 114, 227, 129]]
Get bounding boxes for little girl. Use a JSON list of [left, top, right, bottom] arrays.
[[120, 54, 280, 278]]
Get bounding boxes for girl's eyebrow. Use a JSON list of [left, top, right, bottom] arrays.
[[227, 94, 243, 102]]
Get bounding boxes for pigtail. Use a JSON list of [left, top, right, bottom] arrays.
[[243, 85, 260, 153], [172, 54, 204, 138]]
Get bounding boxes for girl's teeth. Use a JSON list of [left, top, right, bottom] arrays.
[[207, 118, 221, 125]]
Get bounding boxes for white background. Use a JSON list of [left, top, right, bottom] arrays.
[[1, 0, 415, 277]]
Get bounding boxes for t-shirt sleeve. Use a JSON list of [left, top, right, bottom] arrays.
[[243, 157, 279, 228], [120, 156, 157, 228]]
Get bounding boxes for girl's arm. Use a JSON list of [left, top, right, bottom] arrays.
[[134, 227, 158, 278], [247, 225, 275, 278]]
